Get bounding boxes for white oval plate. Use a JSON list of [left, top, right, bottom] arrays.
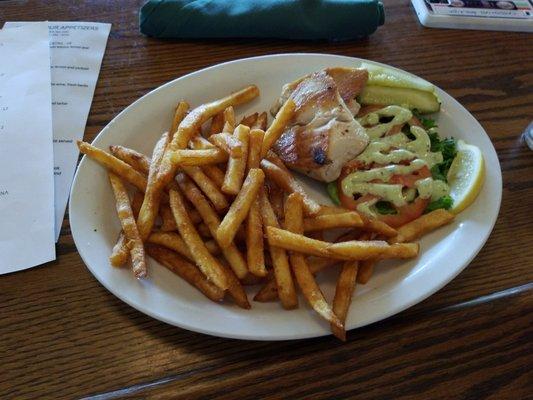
[[70, 54, 501, 340]]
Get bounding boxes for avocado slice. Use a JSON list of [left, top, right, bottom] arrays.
[[359, 85, 441, 114]]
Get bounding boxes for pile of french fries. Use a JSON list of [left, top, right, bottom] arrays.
[[77, 84, 455, 340]]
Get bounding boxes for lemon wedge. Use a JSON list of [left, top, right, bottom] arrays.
[[447, 140, 485, 214]]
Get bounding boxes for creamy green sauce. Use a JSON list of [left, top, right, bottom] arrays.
[[343, 105, 450, 213]]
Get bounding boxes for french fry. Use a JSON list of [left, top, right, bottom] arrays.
[[332, 261, 359, 341], [169, 188, 229, 290], [201, 165, 226, 188], [247, 129, 264, 170], [171, 148, 228, 166], [303, 212, 364, 232], [329, 240, 419, 260], [148, 231, 220, 261], [222, 106, 236, 133], [108, 173, 147, 278], [158, 85, 259, 187], [266, 227, 419, 260], [252, 112, 267, 130], [169, 101, 190, 139], [284, 193, 342, 330], [182, 166, 229, 212], [109, 233, 129, 267], [391, 209, 455, 243], [137, 132, 170, 240], [259, 188, 298, 309], [146, 244, 225, 302], [265, 150, 290, 172], [217, 168, 265, 248], [109, 190, 145, 266], [197, 222, 213, 238], [209, 132, 243, 158], [239, 112, 258, 128], [246, 197, 266, 277], [261, 98, 296, 157], [209, 111, 224, 136], [318, 206, 397, 238], [261, 159, 321, 216], [356, 259, 376, 284], [109, 145, 150, 175], [245, 129, 267, 277], [222, 125, 250, 195], [266, 226, 330, 257], [177, 174, 249, 279], [78, 141, 147, 192], [253, 276, 278, 302], [189, 135, 216, 150]]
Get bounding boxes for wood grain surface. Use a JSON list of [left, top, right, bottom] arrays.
[[1, 1, 532, 399]]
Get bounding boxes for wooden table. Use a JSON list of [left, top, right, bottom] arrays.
[[1, 1, 532, 398]]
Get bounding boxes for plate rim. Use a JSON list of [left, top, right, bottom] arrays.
[[70, 53, 502, 340]]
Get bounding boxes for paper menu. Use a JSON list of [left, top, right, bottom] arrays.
[[4, 21, 111, 241], [0, 22, 55, 273]]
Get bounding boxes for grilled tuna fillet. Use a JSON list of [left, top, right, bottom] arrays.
[[271, 68, 369, 182]]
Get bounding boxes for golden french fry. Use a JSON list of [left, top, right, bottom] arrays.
[[247, 129, 264, 171], [356, 259, 376, 284], [109, 145, 150, 175], [209, 111, 224, 136], [137, 132, 170, 240], [222, 106, 235, 133], [392, 209, 455, 243], [148, 231, 220, 261], [189, 135, 216, 150], [303, 212, 364, 232], [265, 150, 291, 172], [259, 188, 298, 309], [169, 101, 190, 139], [146, 244, 225, 302], [328, 240, 419, 260], [318, 205, 397, 237], [177, 174, 249, 279], [261, 98, 296, 157], [267, 182, 285, 220], [169, 188, 229, 290], [217, 168, 265, 248], [209, 132, 243, 158], [266, 226, 419, 260], [78, 141, 147, 192], [239, 112, 258, 128], [222, 125, 250, 195], [260, 159, 321, 216], [332, 261, 359, 341], [252, 112, 267, 130], [246, 197, 266, 277], [109, 233, 129, 267], [108, 173, 147, 278], [266, 226, 330, 257], [182, 166, 229, 212], [158, 85, 259, 187], [284, 193, 342, 330], [201, 165, 226, 188], [171, 148, 228, 166], [197, 222, 212, 238]]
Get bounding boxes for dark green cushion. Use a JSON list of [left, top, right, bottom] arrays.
[[140, 0, 385, 40]]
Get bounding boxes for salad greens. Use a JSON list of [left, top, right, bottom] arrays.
[[326, 181, 340, 206], [375, 201, 397, 215], [425, 195, 453, 213]]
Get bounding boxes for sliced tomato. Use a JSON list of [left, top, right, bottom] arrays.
[[379, 197, 429, 228], [337, 163, 431, 227], [389, 165, 431, 187]]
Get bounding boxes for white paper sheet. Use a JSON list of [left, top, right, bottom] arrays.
[[0, 22, 55, 273], [4, 21, 111, 240]]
